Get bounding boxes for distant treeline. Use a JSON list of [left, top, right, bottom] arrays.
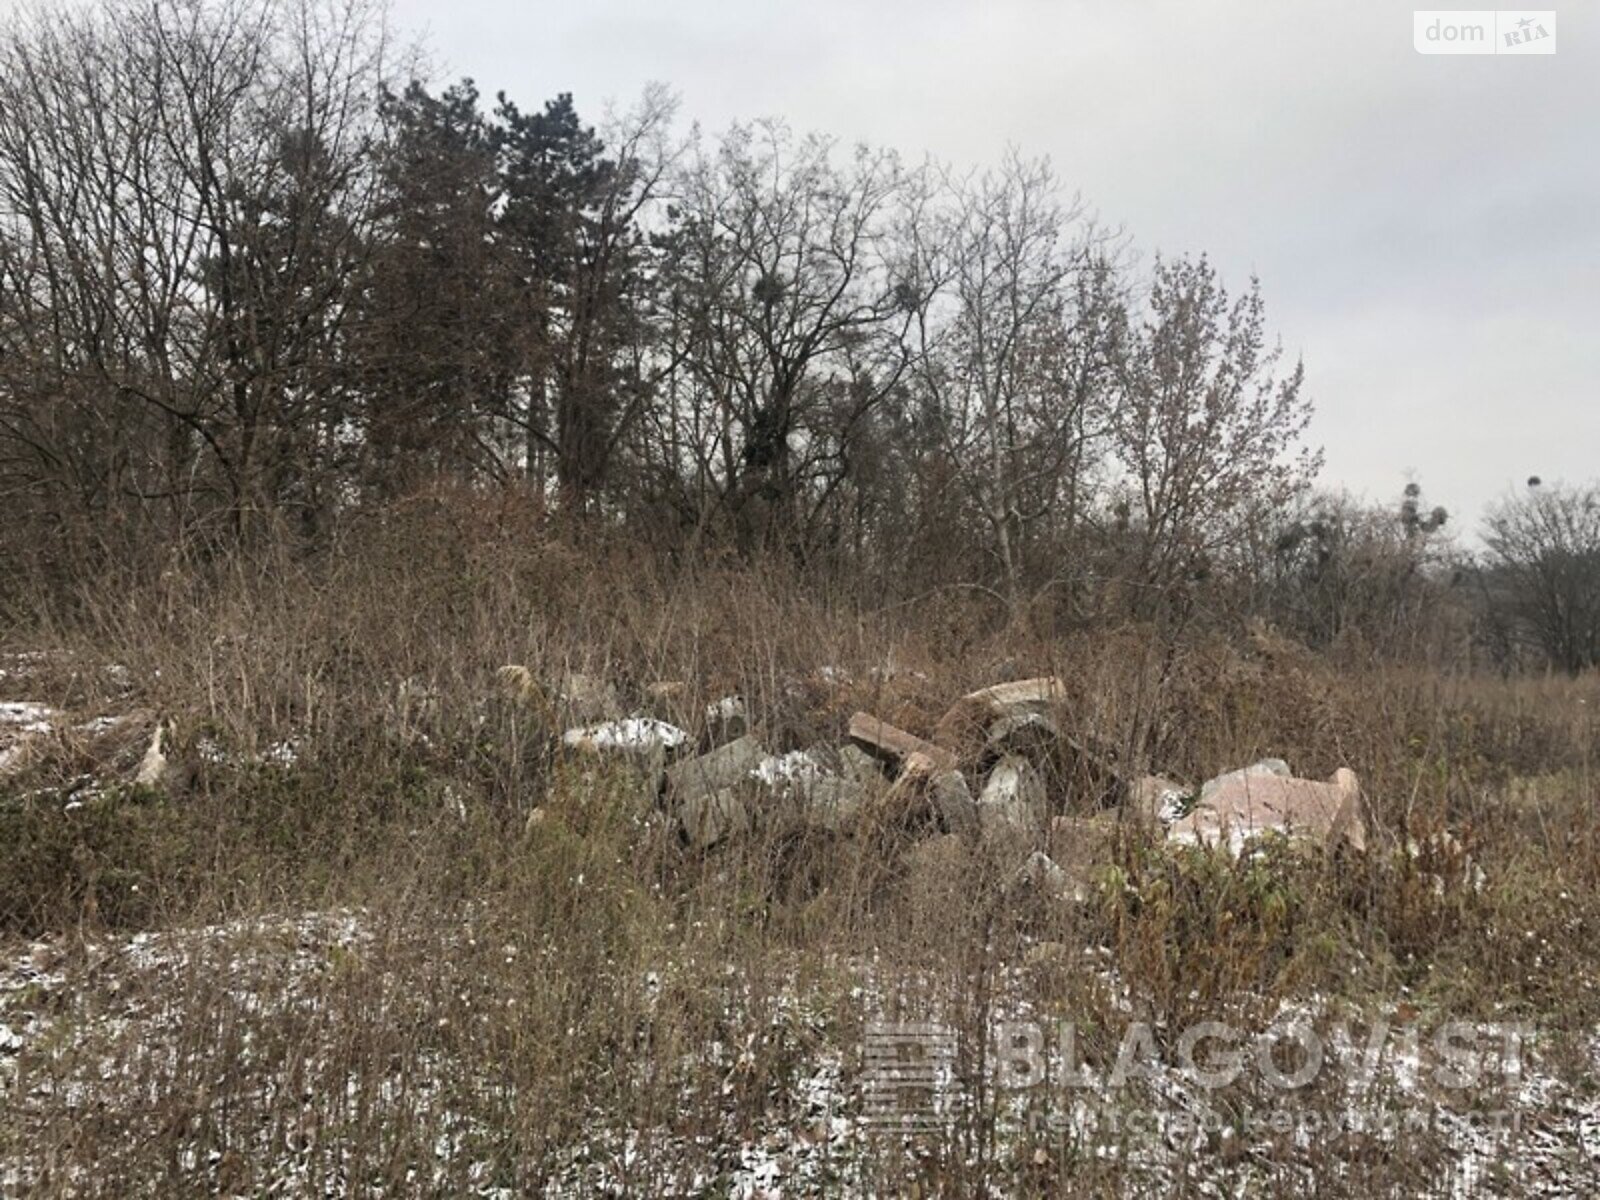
[[0, 0, 1593, 671]]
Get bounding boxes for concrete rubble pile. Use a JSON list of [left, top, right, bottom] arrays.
[[0, 650, 1383, 899], [0, 653, 1483, 902], [536, 666, 1378, 897]]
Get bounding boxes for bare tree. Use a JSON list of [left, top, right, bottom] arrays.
[[0, 0, 394, 542], [1255, 484, 1454, 654], [653, 122, 917, 554], [908, 153, 1120, 611], [1, 3, 1340, 626], [1109, 254, 1320, 613], [1482, 481, 1600, 674]]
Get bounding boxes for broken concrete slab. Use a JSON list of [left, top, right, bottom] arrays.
[[759, 744, 891, 790], [933, 676, 1066, 761], [979, 677, 1067, 707], [1199, 758, 1290, 803], [985, 710, 1061, 762], [847, 712, 956, 773], [749, 747, 825, 790], [871, 765, 977, 837], [1168, 766, 1366, 855], [671, 739, 881, 840], [836, 742, 891, 788], [977, 754, 1048, 840], [946, 677, 1066, 723], [789, 775, 868, 834], [750, 746, 875, 835], [665, 734, 767, 802], [1129, 774, 1190, 825], [680, 786, 751, 849], [927, 769, 978, 834]]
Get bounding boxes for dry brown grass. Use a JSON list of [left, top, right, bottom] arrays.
[[2, 511, 1598, 1195]]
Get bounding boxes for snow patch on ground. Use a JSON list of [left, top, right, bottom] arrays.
[[750, 749, 826, 788], [0, 702, 54, 733], [563, 718, 688, 752], [4, 922, 1600, 1195], [0, 701, 56, 773]]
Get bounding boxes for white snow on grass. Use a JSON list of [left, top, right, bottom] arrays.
[[749, 749, 826, 788], [5, 921, 1600, 1197], [0, 702, 54, 734], [0, 701, 56, 773], [0, 651, 50, 686], [705, 695, 746, 721], [261, 738, 299, 767], [563, 717, 688, 752]]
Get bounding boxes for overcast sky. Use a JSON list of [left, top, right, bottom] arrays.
[[400, 0, 1596, 530]]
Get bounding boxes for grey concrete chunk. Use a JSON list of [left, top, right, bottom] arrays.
[[795, 775, 867, 833], [927, 769, 978, 834], [1171, 766, 1366, 854], [977, 754, 1048, 839], [681, 786, 750, 849], [665, 734, 767, 802], [847, 712, 957, 772], [985, 710, 1061, 760], [836, 743, 891, 789], [934, 676, 1066, 760], [1198, 758, 1291, 803]]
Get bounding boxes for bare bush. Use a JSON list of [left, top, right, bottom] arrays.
[[1481, 481, 1600, 674]]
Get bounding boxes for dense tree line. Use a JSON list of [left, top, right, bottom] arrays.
[[0, 1, 1310, 575], [1, 0, 1593, 671]]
